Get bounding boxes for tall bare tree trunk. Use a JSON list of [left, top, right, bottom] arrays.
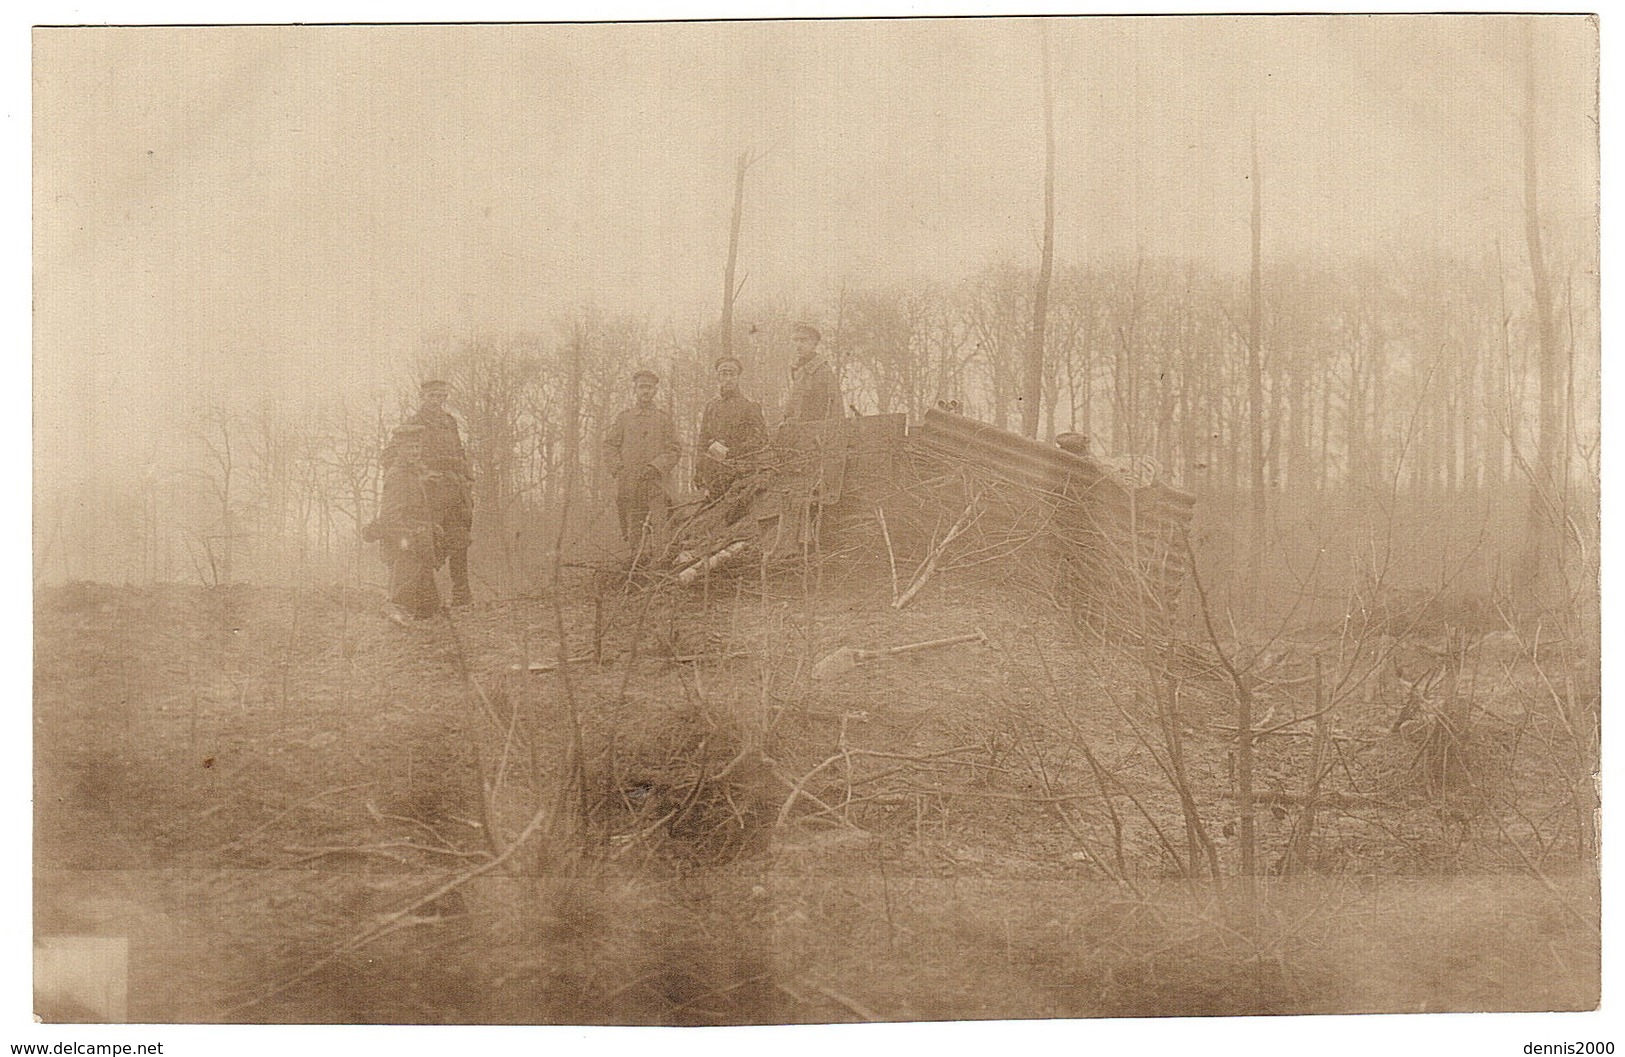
[[1444, 343, 1460, 495], [1267, 322, 1284, 490], [1285, 341, 1308, 496], [1518, 29, 1566, 596], [1491, 240, 1514, 495], [1247, 120, 1267, 575], [721, 151, 748, 362], [1320, 362, 1333, 493], [1370, 327, 1387, 493], [562, 328, 584, 520], [1113, 261, 1143, 455], [1023, 21, 1056, 439], [1459, 333, 1478, 494]]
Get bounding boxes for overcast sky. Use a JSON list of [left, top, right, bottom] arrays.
[[32, 15, 1598, 478]]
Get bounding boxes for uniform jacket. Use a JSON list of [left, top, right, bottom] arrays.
[[605, 404, 681, 492], [405, 407, 470, 477], [695, 391, 769, 491], [782, 355, 843, 424], [698, 392, 768, 460], [362, 454, 441, 563]]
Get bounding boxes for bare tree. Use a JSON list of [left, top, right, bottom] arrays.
[[962, 264, 1032, 430], [720, 150, 749, 363], [1022, 19, 1056, 439], [183, 405, 240, 585], [245, 401, 297, 577], [1516, 26, 1568, 598], [1246, 118, 1267, 578]]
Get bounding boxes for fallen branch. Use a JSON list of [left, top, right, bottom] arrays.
[[283, 846, 411, 867], [893, 491, 982, 610], [364, 800, 461, 848], [607, 809, 680, 859], [215, 783, 373, 854], [775, 745, 984, 826], [224, 772, 557, 1018], [282, 841, 490, 862], [771, 764, 858, 830], [873, 501, 901, 603], [676, 538, 752, 584]]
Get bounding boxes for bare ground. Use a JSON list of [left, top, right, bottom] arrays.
[[33, 575, 1599, 1023]]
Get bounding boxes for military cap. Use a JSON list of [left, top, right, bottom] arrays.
[[632, 369, 660, 385], [714, 355, 744, 373], [792, 322, 821, 343], [420, 379, 451, 394]]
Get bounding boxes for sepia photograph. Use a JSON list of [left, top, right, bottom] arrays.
[[27, 7, 1604, 1045]]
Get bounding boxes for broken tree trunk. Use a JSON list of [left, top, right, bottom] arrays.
[[892, 493, 981, 610], [1022, 20, 1056, 440], [720, 150, 748, 361]]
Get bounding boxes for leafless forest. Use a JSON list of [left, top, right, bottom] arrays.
[[32, 16, 1600, 1031]]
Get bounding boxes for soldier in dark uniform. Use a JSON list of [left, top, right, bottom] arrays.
[[694, 355, 768, 499], [362, 424, 443, 623], [604, 369, 681, 547], [404, 379, 474, 607], [781, 323, 843, 425]]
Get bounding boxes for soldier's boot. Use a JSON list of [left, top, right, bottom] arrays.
[[449, 549, 473, 607]]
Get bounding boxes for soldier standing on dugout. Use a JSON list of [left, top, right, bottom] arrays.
[[604, 369, 681, 548], [694, 355, 768, 499], [780, 323, 843, 425], [405, 379, 474, 607], [362, 423, 443, 624]]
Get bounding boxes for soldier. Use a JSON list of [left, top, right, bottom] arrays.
[[694, 355, 768, 499], [781, 323, 843, 425], [361, 424, 443, 624], [405, 379, 474, 607], [604, 369, 681, 547]]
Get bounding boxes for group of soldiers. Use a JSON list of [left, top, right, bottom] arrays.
[[365, 322, 842, 623]]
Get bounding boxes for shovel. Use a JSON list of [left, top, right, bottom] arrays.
[[811, 629, 987, 681]]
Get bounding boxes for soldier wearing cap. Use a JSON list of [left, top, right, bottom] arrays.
[[695, 355, 768, 498], [404, 379, 474, 606], [362, 424, 444, 623], [781, 323, 843, 425], [605, 369, 681, 546]]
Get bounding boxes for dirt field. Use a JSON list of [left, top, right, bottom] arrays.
[[33, 575, 1599, 1024]]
